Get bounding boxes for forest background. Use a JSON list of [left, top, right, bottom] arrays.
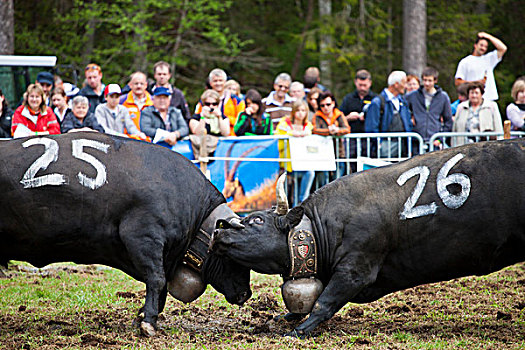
[[3, 0, 525, 113]]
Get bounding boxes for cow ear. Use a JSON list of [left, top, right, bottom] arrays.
[[286, 206, 304, 229]]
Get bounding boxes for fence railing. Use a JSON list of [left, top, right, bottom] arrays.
[[428, 131, 525, 152], [195, 131, 523, 207]]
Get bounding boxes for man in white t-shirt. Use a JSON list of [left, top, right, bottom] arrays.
[[455, 32, 507, 101]]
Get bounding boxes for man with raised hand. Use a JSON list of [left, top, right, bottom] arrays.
[[455, 32, 507, 101]]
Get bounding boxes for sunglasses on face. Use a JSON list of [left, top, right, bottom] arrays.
[[320, 102, 333, 108], [203, 102, 219, 107], [277, 84, 289, 90]]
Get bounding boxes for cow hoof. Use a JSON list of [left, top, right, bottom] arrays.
[[140, 321, 156, 337], [284, 329, 308, 339]]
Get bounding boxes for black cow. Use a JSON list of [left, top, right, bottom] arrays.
[[212, 139, 525, 337], [0, 133, 251, 336]]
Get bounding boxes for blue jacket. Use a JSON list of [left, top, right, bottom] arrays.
[[364, 89, 412, 133], [405, 86, 452, 141], [139, 106, 189, 139]]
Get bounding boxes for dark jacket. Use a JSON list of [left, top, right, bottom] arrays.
[[139, 106, 189, 139], [405, 86, 452, 141], [339, 90, 377, 133], [147, 83, 191, 124], [61, 111, 105, 133], [365, 89, 412, 133], [78, 85, 106, 114], [0, 107, 14, 138]]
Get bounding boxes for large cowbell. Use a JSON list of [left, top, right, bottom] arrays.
[[168, 265, 206, 303], [167, 203, 242, 303], [275, 173, 324, 314]]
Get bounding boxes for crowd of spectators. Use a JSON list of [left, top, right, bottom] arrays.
[[3, 31, 524, 197]]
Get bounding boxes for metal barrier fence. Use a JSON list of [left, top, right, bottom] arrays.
[[428, 131, 525, 152], [200, 131, 524, 206]]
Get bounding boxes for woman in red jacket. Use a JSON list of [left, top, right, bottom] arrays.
[[11, 84, 61, 138]]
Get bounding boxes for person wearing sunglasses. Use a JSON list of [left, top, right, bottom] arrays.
[[78, 63, 106, 114], [194, 68, 245, 136], [190, 89, 230, 137], [313, 91, 351, 183]]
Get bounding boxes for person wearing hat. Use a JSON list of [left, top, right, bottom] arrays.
[[36, 71, 55, 106], [94, 84, 147, 140], [79, 63, 106, 114], [139, 86, 188, 145]]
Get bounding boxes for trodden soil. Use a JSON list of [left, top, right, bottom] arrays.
[[0, 263, 523, 349]]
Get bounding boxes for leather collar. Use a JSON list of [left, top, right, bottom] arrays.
[[287, 215, 318, 280], [182, 203, 235, 273]]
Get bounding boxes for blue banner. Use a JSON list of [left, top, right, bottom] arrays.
[[167, 138, 280, 213]]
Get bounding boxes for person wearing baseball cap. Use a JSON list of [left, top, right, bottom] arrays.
[[94, 83, 147, 140], [36, 71, 55, 106], [139, 86, 188, 145]]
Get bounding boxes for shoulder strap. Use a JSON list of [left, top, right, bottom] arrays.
[[378, 94, 386, 132]]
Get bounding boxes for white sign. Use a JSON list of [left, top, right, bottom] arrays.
[[289, 135, 336, 171]]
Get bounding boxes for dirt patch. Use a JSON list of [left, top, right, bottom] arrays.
[[1, 263, 524, 349]]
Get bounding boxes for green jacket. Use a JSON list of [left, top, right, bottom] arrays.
[[234, 111, 273, 136]]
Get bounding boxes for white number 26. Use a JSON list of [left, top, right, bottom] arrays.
[[397, 153, 471, 220]]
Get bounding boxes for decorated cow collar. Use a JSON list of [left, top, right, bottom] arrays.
[[286, 215, 318, 280], [183, 203, 236, 273]]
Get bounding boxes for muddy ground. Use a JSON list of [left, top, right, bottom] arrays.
[[1, 263, 524, 349]]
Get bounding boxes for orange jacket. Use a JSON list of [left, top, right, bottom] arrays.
[[312, 108, 351, 136], [120, 91, 154, 133]]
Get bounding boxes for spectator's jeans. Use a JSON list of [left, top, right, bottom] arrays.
[[295, 170, 315, 202]]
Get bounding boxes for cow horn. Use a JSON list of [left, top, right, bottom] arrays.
[[275, 173, 289, 215]]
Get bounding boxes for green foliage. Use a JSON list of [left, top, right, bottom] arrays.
[[12, 0, 523, 111]]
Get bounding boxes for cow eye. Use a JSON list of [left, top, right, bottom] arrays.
[[249, 216, 264, 225]]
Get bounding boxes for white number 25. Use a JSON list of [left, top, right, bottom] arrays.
[[397, 153, 471, 220], [21, 138, 110, 190]]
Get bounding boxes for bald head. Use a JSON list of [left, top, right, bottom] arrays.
[[130, 71, 147, 98]]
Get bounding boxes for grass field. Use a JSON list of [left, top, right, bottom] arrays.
[[1, 262, 524, 349]]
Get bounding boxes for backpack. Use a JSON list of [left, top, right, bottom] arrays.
[[363, 94, 386, 131]]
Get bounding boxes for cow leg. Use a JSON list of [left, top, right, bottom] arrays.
[[287, 271, 373, 338], [274, 312, 307, 322], [120, 221, 169, 337], [158, 284, 168, 314]]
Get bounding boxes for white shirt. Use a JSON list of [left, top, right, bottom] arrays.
[[455, 50, 501, 101], [384, 88, 400, 111]]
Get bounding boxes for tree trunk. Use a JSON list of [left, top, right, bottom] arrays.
[[387, 4, 393, 74], [318, 0, 332, 89], [291, 0, 314, 79], [0, 0, 14, 55], [402, 0, 426, 77], [171, 0, 188, 83]]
